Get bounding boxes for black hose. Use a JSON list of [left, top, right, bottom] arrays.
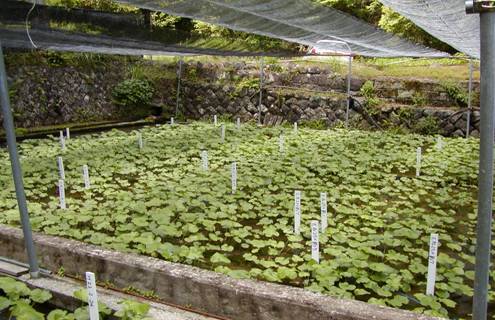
[[348, 96, 383, 130]]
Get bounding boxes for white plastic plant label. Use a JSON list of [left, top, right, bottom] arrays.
[[59, 131, 66, 151], [416, 147, 422, 177], [83, 165, 91, 189], [137, 132, 143, 149], [236, 118, 241, 129], [221, 124, 225, 143], [311, 220, 320, 263], [214, 115, 218, 126], [85, 272, 99, 320], [57, 156, 65, 180], [170, 117, 174, 125], [294, 190, 301, 234], [426, 233, 439, 296], [231, 162, 237, 193], [279, 134, 284, 153], [294, 122, 298, 133], [436, 136, 443, 150], [320, 192, 328, 232], [201, 150, 208, 170], [66, 127, 70, 140], [58, 179, 66, 209]]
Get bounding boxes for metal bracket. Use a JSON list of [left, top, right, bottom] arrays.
[[466, 0, 495, 14]]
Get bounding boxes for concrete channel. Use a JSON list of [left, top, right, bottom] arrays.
[[0, 225, 442, 320]]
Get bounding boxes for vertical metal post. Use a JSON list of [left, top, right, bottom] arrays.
[[466, 58, 473, 138], [314, 41, 352, 127], [175, 57, 183, 118], [472, 10, 495, 320], [258, 56, 264, 125], [345, 54, 352, 128], [0, 43, 39, 278]]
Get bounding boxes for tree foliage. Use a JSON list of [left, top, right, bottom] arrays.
[[45, 0, 138, 12], [312, 0, 454, 53], [314, 0, 383, 24]]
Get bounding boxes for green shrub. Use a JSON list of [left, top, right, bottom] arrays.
[[300, 119, 327, 130], [15, 128, 29, 136], [360, 80, 375, 99], [128, 64, 176, 82], [360, 80, 380, 114], [397, 108, 415, 123], [230, 77, 259, 98], [412, 92, 428, 107], [185, 67, 199, 82], [112, 79, 154, 107], [267, 63, 284, 73], [412, 116, 440, 135], [441, 81, 469, 107]]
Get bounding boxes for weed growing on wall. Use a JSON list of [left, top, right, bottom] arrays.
[[112, 79, 154, 108], [441, 81, 469, 107], [360, 80, 380, 115]]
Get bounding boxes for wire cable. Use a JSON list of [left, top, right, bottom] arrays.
[[26, 0, 38, 48]]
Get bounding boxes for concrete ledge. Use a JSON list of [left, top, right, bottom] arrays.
[[18, 274, 213, 320], [0, 225, 440, 320]]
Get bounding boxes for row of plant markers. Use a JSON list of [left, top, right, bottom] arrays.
[[4, 120, 486, 318], [55, 116, 444, 298]]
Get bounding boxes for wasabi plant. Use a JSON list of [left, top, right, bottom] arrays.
[[0, 121, 490, 318]]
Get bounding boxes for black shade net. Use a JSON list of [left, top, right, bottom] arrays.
[[0, 0, 305, 57], [378, 0, 479, 59], [112, 0, 449, 57]]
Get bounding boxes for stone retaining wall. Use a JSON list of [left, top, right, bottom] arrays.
[[4, 58, 162, 128], [179, 80, 479, 137], [4, 55, 480, 137]]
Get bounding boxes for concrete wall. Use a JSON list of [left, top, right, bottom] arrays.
[[0, 225, 439, 320]]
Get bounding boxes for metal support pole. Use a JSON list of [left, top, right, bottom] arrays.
[[314, 40, 353, 128], [0, 43, 39, 278], [258, 56, 264, 125], [472, 10, 495, 320], [345, 55, 352, 128], [175, 58, 183, 118], [467, 58, 474, 138]]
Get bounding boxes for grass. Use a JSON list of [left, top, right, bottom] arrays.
[[287, 57, 480, 81], [149, 55, 480, 82], [6, 48, 477, 82]]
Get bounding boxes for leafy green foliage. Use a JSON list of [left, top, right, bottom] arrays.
[[0, 122, 491, 318], [412, 92, 428, 107], [412, 116, 440, 135], [44, 0, 137, 13], [441, 81, 470, 107], [313, 0, 383, 23], [312, 0, 454, 52], [0, 277, 50, 320], [73, 288, 111, 316], [378, 7, 453, 53], [112, 79, 154, 107], [300, 119, 327, 130], [231, 78, 260, 98], [0, 277, 152, 320], [360, 80, 380, 113], [47, 309, 76, 320], [114, 300, 151, 320], [210, 252, 231, 265]]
